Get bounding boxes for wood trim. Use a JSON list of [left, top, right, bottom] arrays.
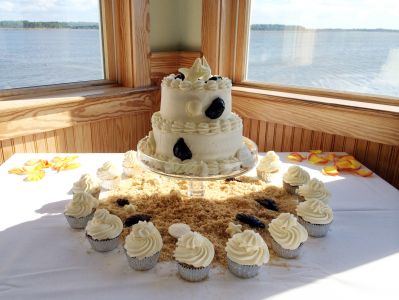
[[150, 51, 201, 77], [0, 87, 157, 140], [233, 88, 399, 146], [100, 0, 117, 81]]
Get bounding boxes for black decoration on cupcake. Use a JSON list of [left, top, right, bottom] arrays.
[[174, 73, 185, 80], [124, 214, 152, 227], [205, 97, 225, 119], [255, 198, 279, 212], [236, 213, 265, 228], [173, 138, 192, 161], [208, 75, 222, 81], [116, 198, 130, 207]]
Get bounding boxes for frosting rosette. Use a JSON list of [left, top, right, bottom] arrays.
[[268, 213, 308, 250], [296, 199, 334, 225], [122, 150, 137, 168], [124, 221, 163, 259], [72, 173, 100, 194], [283, 165, 310, 186], [64, 192, 99, 218], [174, 232, 215, 268], [297, 178, 331, 203], [86, 209, 123, 240], [225, 230, 269, 266], [96, 161, 120, 180], [257, 151, 281, 173]]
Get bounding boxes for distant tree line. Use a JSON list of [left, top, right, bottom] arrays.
[[0, 20, 99, 29], [251, 24, 399, 32]]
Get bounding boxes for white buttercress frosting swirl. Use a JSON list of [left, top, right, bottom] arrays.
[[268, 213, 308, 250], [96, 161, 120, 180], [86, 209, 123, 240], [72, 174, 100, 194], [257, 151, 281, 173], [174, 232, 215, 268], [64, 192, 99, 218], [283, 165, 310, 186], [124, 221, 163, 259], [296, 199, 334, 225], [225, 230, 270, 266], [297, 178, 331, 203], [123, 150, 137, 168]]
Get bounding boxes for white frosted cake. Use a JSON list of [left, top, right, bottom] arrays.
[[142, 57, 251, 176]]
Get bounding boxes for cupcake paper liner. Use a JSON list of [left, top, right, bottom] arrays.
[[100, 177, 120, 190], [298, 217, 331, 238], [227, 258, 260, 278], [271, 238, 302, 259], [257, 169, 273, 183], [86, 234, 120, 252], [177, 262, 211, 282], [64, 210, 95, 229], [126, 251, 160, 271], [283, 181, 300, 195]]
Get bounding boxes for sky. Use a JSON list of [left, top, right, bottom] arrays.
[[0, 0, 398, 29], [251, 0, 399, 30]]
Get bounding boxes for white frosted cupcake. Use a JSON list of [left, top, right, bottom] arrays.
[[72, 173, 101, 199], [64, 192, 99, 229], [297, 178, 331, 203], [268, 213, 308, 258], [256, 151, 281, 182], [282, 166, 310, 194], [85, 209, 123, 252], [296, 199, 333, 237], [174, 232, 215, 282], [124, 221, 163, 271], [225, 230, 269, 278], [96, 161, 121, 190], [122, 150, 142, 177]]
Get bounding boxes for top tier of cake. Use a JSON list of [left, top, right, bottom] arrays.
[[160, 57, 233, 123]]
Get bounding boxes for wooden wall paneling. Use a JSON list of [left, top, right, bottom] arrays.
[[333, 135, 345, 152], [45, 131, 57, 152], [282, 125, 293, 151], [23, 135, 36, 153], [387, 147, 398, 184], [54, 128, 67, 153], [343, 137, 356, 155], [265, 122, 275, 151], [73, 124, 93, 153], [63, 127, 77, 153], [249, 119, 259, 145], [12, 137, 26, 154], [365, 142, 380, 172], [273, 124, 284, 152], [291, 127, 303, 151], [0, 141, 4, 164], [257, 121, 267, 152], [34, 133, 48, 153], [242, 118, 250, 138], [354, 139, 368, 163], [201, 0, 221, 73], [100, 0, 117, 81], [1, 139, 13, 162], [322, 133, 334, 152], [300, 129, 313, 151], [310, 131, 323, 150], [375, 144, 393, 180]]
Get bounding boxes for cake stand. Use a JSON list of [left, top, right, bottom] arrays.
[[136, 137, 258, 197]]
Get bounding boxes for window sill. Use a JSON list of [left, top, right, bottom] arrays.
[[0, 83, 158, 140], [232, 86, 399, 146]]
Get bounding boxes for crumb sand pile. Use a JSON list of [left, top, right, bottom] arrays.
[[100, 172, 298, 266]]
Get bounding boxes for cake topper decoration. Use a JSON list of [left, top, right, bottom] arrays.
[[178, 57, 211, 83]]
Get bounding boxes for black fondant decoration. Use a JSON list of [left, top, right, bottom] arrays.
[[173, 138, 192, 161], [256, 198, 279, 211], [124, 214, 151, 227], [174, 73, 185, 80], [236, 213, 266, 228], [205, 97, 225, 119]]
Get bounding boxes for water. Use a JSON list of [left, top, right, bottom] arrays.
[[0, 29, 398, 98], [248, 30, 399, 97], [0, 29, 103, 89]]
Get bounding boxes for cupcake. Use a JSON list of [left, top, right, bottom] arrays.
[[256, 151, 281, 182], [225, 230, 269, 278], [96, 161, 121, 190], [122, 150, 142, 177], [282, 165, 310, 194], [268, 213, 308, 258], [297, 178, 331, 203], [85, 209, 123, 252], [296, 199, 333, 237], [72, 173, 101, 199], [174, 232, 215, 282], [124, 221, 163, 271], [64, 192, 99, 229]]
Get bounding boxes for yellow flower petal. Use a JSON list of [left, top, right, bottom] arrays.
[[24, 169, 45, 181], [287, 152, 306, 162], [355, 169, 373, 177], [322, 166, 339, 176], [8, 167, 26, 175]]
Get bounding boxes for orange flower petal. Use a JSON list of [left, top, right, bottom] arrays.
[[349, 159, 361, 170], [355, 169, 373, 177], [8, 167, 26, 175], [288, 153, 306, 162], [322, 166, 339, 176], [309, 150, 323, 154], [324, 153, 336, 162], [24, 169, 45, 181], [308, 153, 329, 165], [62, 162, 81, 170], [24, 159, 42, 166]]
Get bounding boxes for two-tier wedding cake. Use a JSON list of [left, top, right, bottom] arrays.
[[141, 57, 251, 176]]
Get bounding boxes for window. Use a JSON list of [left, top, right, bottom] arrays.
[[0, 0, 103, 90], [247, 0, 399, 98]]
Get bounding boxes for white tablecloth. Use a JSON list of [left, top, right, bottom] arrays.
[[0, 153, 398, 300]]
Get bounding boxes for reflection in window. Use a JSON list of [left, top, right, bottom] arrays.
[[0, 0, 103, 89], [247, 0, 399, 97]]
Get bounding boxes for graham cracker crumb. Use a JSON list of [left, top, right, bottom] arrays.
[[100, 171, 299, 266]]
